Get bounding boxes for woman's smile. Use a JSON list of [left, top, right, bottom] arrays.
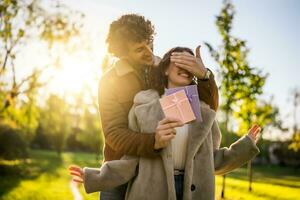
[[177, 69, 192, 78]]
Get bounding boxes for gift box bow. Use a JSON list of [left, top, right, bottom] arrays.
[[159, 90, 196, 124], [166, 85, 202, 122]]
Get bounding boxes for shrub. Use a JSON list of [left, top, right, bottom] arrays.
[[0, 124, 28, 160]]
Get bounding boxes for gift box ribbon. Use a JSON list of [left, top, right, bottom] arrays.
[[162, 93, 189, 121]]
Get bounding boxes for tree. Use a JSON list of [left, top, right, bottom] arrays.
[[39, 94, 71, 155], [0, 0, 83, 110], [68, 86, 103, 158], [289, 88, 300, 152], [78, 107, 103, 159], [0, 0, 84, 140], [234, 98, 280, 191], [205, 0, 270, 197]]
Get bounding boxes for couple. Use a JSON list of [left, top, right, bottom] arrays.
[[69, 14, 260, 200]]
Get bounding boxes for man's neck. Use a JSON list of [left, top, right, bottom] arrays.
[[122, 58, 140, 72], [132, 64, 144, 73], [128, 60, 146, 75]]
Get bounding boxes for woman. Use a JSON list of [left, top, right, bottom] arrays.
[[69, 47, 261, 200]]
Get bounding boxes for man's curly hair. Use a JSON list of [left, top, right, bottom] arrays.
[[106, 14, 155, 57]]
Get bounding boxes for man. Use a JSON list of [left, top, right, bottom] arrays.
[[98, 14, 219, 199]]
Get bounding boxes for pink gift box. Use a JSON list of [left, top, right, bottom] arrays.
[[159, 90, 196, 124], [166, 85, 202, 122]]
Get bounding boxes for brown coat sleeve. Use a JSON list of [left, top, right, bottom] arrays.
[[197, 69, 219, 111], [98, 75, 159, 158]]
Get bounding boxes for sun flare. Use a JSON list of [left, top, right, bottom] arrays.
[[48, 48, 106, 97]]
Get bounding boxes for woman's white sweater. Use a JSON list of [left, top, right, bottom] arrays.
[[171, 124, 189, 170]]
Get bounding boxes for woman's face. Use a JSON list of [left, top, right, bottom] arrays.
[[165, 51, 194, 88]]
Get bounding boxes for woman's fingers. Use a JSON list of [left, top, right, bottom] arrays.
[[174, 63, 195, 72], [158, 122, 183, 130], [70, 170, 84, 183], [171, 58, 195, 68], [171, 54, 195, 62], [159, 117, 183, 126], [171, 54, 195, 70], [69, 165, 84, 183], [69, 164, 80, 170], [160, 134, 175, 142], [155, 118, 183, 149], [174, 63, 194, 72], [72, 177, 83, 183], [68, 165, 83, 180], [158, 117, 175, 124], [253, 125, 261, 132], [248, 124, 262, 143], [254, 127, 261, 136], [70, 170, 83, 178], [160, 128, 176, 136], [69, 165, 83, 174], [254, 127, 262, 136], [249, 124, 259, 134]]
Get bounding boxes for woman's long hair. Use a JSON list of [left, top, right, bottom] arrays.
[[148, 47, 196, 96]]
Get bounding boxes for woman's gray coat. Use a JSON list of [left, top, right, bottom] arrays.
[[83, 89, 260, 200]]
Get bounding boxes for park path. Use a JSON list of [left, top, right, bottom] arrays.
[[70, 180, 83, 200]]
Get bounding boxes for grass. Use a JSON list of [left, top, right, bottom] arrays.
[[215, 165, 300, 200], [0, 150, 100, 200], [0, 149, 299, 200]]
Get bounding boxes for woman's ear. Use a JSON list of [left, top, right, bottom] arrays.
[[165, 68, 169, 76]]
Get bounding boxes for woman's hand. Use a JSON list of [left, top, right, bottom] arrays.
[[154, 117, 183, 149], [170, 45, 207, 79], [69, 165, 84, 183], [247, 124, 262, 144]]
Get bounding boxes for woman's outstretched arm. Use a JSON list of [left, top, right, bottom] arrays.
[[69, 155, 139, 193], [212, 121, 261, 175]]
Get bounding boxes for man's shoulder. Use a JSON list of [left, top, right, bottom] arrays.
[[101, 59, 135, 81]]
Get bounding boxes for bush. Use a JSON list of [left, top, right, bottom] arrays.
[[0, 124, 28, 160], [31, 124, 52, 150], [272, 141, 300, 167]]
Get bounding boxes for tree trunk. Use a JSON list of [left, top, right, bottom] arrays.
[[248, 160, 253, 192], [221, 175, 226, 198], [221, 111, 229, 198]]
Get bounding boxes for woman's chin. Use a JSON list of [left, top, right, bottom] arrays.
[[180, 78, 193, 85], [176, 80, 193, 87]]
